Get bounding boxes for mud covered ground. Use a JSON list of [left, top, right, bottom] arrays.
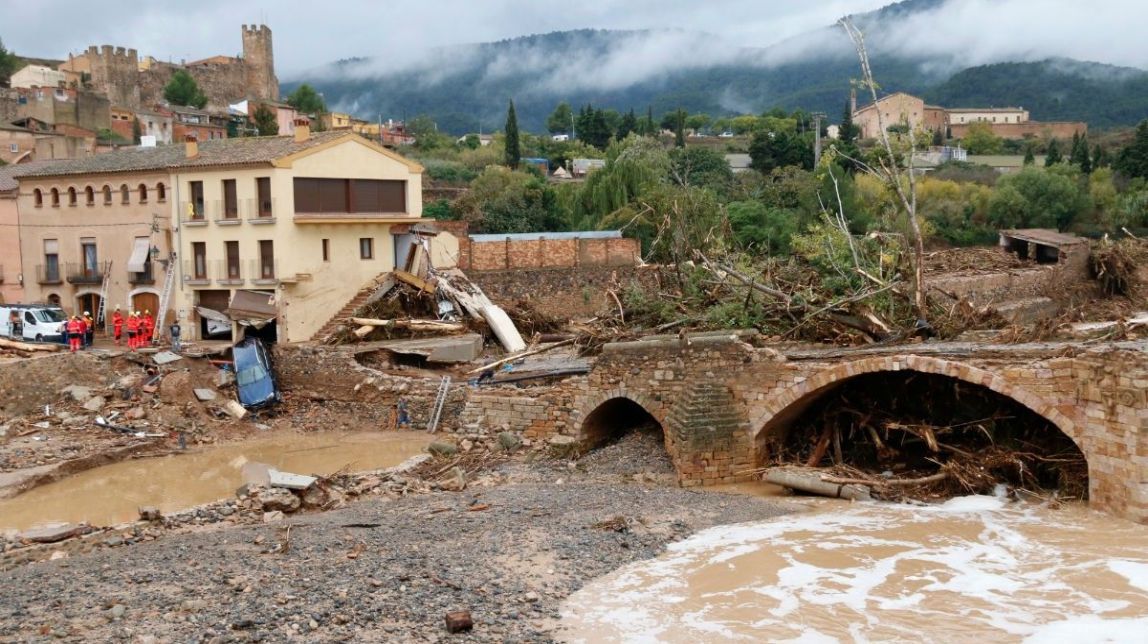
[[0, 440, 792, 643]]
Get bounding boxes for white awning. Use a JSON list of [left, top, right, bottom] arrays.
[[127, 237, 151, 273]]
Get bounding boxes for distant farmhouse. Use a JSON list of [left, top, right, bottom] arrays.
[[851, 92, 1087, 141]]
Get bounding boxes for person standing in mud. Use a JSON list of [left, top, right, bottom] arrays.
[[82, 311, 95, 348], [169, 320, 182, 353], [66, 315, 83, 353], [111, 307, 124, 346], [142, 309, 155, 347], [125, 312, 139, 351], [8, 310, 21, 339]]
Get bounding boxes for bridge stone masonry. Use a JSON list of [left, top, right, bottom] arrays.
[[570, 332, 1148, 523]]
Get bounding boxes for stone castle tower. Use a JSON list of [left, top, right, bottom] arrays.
[[87, 46, 141, 108], [241, 24, 279, 101]]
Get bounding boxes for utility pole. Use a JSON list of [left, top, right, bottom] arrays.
[[812, 111, 826, 166]]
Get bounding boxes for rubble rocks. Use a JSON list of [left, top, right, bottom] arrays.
[[498, 432, 523, 452], [82, 396, 105, 412], [20, 523, 91, 544], [63, 386, 93, 403], [138, 507, 162, 522], [301, 484, 330, 509], [428, 442, 458, 457], [257, 488, 301, 513]]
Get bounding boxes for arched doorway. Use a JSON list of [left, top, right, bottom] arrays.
[[756, 366, 1088, 500], [76, 292, 103, 331]]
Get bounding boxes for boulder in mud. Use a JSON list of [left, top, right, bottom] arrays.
[[497, 432, 522, 452], [301, 484, 330, 509], [259, 488, 301, 513], [428, 442, 458, 457]]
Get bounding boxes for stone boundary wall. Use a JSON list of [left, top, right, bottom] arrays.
[[462, 236, 639, 272], [929, 243, 1091, 307], [950, 121, 1087, 140], [471, 265, 662, 320]]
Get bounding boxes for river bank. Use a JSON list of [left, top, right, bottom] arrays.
[[0, 448, 793, 642]]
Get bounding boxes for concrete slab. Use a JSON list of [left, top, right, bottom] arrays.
[[21, 522, 90, 543], [268, 469, 317, 490], [379, 334, 484, 364], [153, 351, 183, 365], [193, 388, 217, 402]]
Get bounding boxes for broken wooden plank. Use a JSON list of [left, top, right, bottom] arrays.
[[466, 338, 578, 375], [393, 269, 436, 294], [481, 305, 526, 352], [349, 318, 467, 334]]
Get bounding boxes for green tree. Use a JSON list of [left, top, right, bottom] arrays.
[[504, 99, 521, 168], [423, 198, 455, 221], [839, 101, 857, 145], [616, 108, 638, 140], [674, 109, 686, 148], [728, 201, 799, 255], [1070, 132, 1092, 173], [1116, 120, 1148, 179], [932, 128, 944, 147], [644, 106, 656, 136], [668, 146, 733, 190], [252, 103, 278, 136], [286, 84, 326, 115], [749, 130, 813, 174], [547, 102, 573, 135], [962, 122, 1004, 154], [0, 38, 17, 87], [988, 166, 1090, 230], [454, 166, 566, 233], [407, 115, 451, 150], [1044, 138, 1063, 166], [163, 70, 208, 109], [1093, 144, 1108, 169], [1023, 145, 1035, 166], [685, 113, 712, 134], [576, 105, 612, 150]]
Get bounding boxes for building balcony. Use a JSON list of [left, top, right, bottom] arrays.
[[183, 259, 213, 286], [66, 261, 110, 285], [128, 266, 155, 285], [293, 211, 418, 224], [246, 197, 276, 223], [180, 200, 209, 227], [250, 259, 278, 286], [215, 259, 245, 286], [36, 264, 62, 285]]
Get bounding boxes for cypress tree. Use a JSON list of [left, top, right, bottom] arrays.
[[840, 100, 856, 145], [674, 108, 686, 148], [1023, 145, 1035, 166], [504, 99, 520, 168], [646, 106, 655, 136], [1045, 138, 1062, 166], [1093, 144, 1107, 169]]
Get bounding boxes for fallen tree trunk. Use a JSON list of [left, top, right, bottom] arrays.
[[466, 338, 578, 375], [0, 338, 62, 353], [821, 471, 949, 487], [349, 318, 468, 334], [765, 468, 872, 501]]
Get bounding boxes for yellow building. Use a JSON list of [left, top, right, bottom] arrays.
[[14, 124, 426, 342]]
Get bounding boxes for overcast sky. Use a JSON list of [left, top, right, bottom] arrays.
[[3, 0, 1146, 77]]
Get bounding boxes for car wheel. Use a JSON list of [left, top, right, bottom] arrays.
[[35, 334, 43, 342]]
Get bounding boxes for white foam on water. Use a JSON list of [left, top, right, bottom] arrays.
[[559, 499, 1148, 643]]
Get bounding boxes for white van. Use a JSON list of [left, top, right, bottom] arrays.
[[0, 304, 68, 342]]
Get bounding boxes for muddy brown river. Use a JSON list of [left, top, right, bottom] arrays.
[[0, 432, 428, 533], [560, 492, 1148, 642]]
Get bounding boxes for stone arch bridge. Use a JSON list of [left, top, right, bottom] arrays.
[[567, 333, 1148, 523]]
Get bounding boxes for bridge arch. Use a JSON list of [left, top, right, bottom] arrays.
[[751, 355, 1083, 469], [575, 389, 669, 450]]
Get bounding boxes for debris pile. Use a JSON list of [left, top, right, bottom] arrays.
[[757, 371, 1088, 503]]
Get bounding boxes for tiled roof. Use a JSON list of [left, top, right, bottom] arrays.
[[17, 131, 351, 178], [0, 160, 71, 192]]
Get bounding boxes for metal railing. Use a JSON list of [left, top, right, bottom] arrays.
[[183, 259, 213, 283], [66, 261, 110, 285], [248, 197, 276, 220], [128, 264, 155, 284], [36, 264, 62, 285], [179, 200, 208, 223], [216, 259, 244, 283], [251, 259, 278, 282]]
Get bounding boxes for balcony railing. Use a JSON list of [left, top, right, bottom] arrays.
[[180, 200, 208, 225], [37, 264, 62, 285], [66, 261, 110, 285], [129, 264, 155, 285], [252, 259, 278, 284], [213, 199, 242, 224], [246, 197, 276, 222], [216, 259, 244, 285], [183, 259, 213, 284]]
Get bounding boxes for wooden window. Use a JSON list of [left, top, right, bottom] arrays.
[[102, 185, 112, 205], [67, 187, 77, 206], [321, 238, 330, 262], [138, 184, 148, 203], [85, 186, 94, 205], [225, 241, 240, 279], [120, 184, 129, 204], [222, 179, 238, 218], [81, 238, 98, 276], [191, 242, 207, 279], [359, 238, 373, 260], [256, 177, 272, 217], [43, 239, 59, 282], [351, 179, 406, 213], [189, 181, 204, 219], [259, 240, 274, 278], [157, 183, 166, 202]]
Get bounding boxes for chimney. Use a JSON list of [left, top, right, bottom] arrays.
[[184, 133, 198, 158], [293, 118, 310, 142]]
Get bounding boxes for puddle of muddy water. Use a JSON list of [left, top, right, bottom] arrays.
[[560, 495, 1148, 642], [0, 432, 429, 533]]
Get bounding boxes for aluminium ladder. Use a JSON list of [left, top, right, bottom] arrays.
[[95, 261, 111, 329], [152, 259, 176, 343], [426, 376, 452, 433]]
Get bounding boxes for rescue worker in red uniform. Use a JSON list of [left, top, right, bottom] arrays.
[[126, 312, 140, 351], [82, 311, 94, 348], [111, 308, 124, 346], [66, 315, 83, 352], [142, 310, 155, 347]]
